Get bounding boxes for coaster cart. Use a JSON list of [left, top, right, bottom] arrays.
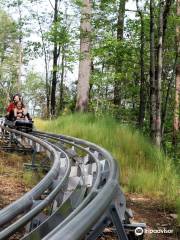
[[0, 116, 34, 151], [4, 118, 33, 133]]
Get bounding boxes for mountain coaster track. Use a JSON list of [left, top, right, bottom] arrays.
[[0, 124, 145, 240]]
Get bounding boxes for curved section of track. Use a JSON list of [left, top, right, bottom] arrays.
[[0, 126, 145, 240]]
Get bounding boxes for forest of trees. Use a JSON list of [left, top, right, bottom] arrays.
[[0, 0, 180, 156]]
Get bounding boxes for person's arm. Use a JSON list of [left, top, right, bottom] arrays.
[[14, 108, 17, 118], [22, 107, 27, 115], [7, 103, 13, 113], [7, 105, 11, 113], [22, 108, 28, 120]]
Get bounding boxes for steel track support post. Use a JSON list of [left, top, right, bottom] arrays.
[[85, 216, 111, 240], [32, 141, 36, 168], [9, 132, 13, 147], [109, 203, 129, 240]]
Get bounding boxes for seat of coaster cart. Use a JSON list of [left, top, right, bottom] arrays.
[[14, 119, 33, 128], [4, 118, 33, 132], [4, 118, 15, 127], [14, 119, 33, 132]]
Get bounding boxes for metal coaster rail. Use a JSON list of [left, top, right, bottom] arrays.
[[0, 126, 71, 239], [0, 125, 145, 240]]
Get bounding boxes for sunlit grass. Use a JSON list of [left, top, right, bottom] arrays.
[[23, 170, 44, 188], [0, 151, 45, 189], [0, 152, 25, 179], [35, 113, 179, 214]]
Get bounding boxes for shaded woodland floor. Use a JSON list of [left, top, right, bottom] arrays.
[[98, 193, 179, 240], [126, 194, 179, 240]]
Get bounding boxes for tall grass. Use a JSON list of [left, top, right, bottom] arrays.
[[35, 113, 179, 211]]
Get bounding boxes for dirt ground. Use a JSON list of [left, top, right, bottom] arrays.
[[0, 152, 179, 240], [98, 194, 179, 240], [126, 193, 179, 240]]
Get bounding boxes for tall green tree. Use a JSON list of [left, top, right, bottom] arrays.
[[155, 0, 164, 147], [0, 10, 20, 110], [22, 71, 46, 116], [173, 0, 180, 147], [136, 0, 146, 128], [76, 0, 92, 112], [114, 0, 126, 106], [51, 0, 60, 117], [150, 0, 156, 142]]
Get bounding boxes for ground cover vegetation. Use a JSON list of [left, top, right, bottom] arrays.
[[35, 114, 180, 223]]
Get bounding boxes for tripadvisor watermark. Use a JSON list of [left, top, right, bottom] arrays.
[[135, 227, 173, 236]]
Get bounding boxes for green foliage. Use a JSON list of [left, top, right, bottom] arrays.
[[47, 23, 71, 46], [35, 113, 179, 212], [22, 71, 46, 116], [0, 10, 20, 113], [0, 0, 179, 212], [73, 0, 84, 8], [23, 170, 44, 188]]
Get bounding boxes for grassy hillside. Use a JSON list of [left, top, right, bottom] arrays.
[[35, 113, 179, 216]]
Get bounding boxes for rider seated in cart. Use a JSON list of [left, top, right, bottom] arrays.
[[6, 94, 32, 121], [14, 101, 28, 121], [6, 94, 22, 121]]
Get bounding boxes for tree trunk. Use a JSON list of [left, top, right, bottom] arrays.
[[76, 0, 92, 112], [163, 0, 173, 44], [114, 0, 126, 106], [59, 45, 65, 112], [51, 0, 59, 117], [149, 0, 156, 141], [173, 65, 180, 145], [89, 60, 94, 103], [17, 41, 22, 92], [136, 0, 146, 128], [161, 0, 173, 136], [161, 54, 177, 136], [172, 0, 180, 147], [17, 0, 23, 92], [36, 6, 50, 117], [155, 0, 164, 147]]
